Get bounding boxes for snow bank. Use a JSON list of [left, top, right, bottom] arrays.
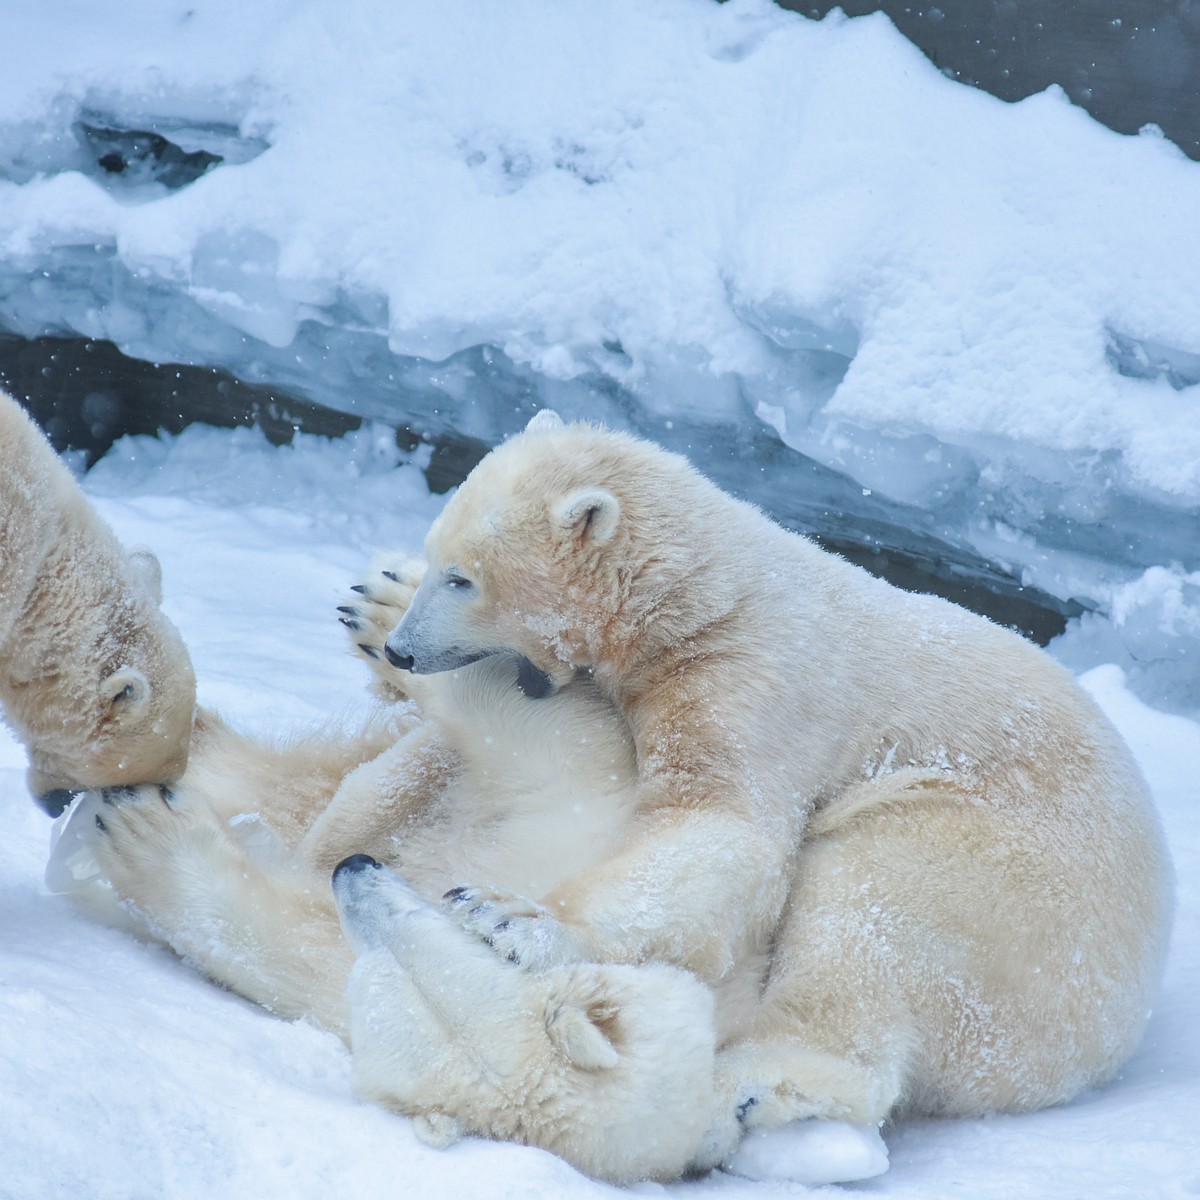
[[0, 0, 1196, 706]]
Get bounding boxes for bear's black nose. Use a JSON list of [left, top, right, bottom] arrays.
[[384, 644, 415, 671], [333, 853, 382, 882], [37, 788, 81, 818]]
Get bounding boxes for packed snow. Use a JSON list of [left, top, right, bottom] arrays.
[[0, 424, 1197, 1199], [1, 0, 1198, 1194], [0, 0, 1197, 710]]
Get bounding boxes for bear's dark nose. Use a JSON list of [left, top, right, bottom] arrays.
[[333, 853, 382, 882], [384, 644, 415, 671], [37, 788, 81, 818]]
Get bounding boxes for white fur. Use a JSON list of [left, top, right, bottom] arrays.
[[0, 392, 195, 798], [38, 418, 1174, 1186], [335, 859, 715, 1183], [374, 417, 1175, 1168]]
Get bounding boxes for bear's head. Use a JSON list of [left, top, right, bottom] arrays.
[[384, 411, 699, 693], [20, 553, 197, 813]]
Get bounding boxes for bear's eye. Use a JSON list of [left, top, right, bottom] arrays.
[[445, 572, 474, 591]]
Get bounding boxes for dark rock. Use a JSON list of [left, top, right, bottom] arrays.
[[776, 0, 1200, 161]]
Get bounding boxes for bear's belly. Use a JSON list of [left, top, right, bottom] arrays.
[[398, 783, 639, 903]]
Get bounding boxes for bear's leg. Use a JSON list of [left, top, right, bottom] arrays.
[[181, 706, 415, 848], [700, 771, 1047, 1183], [696, 808, 925, 1184], [297, 721, 459, 873], [80, 782, 355, 1038]]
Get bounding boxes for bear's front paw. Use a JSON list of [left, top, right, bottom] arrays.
[[83, 783, 241, 925], [442, 885, 583, 970], [92, 782, 177, 840], [340, 555, 425, 702]]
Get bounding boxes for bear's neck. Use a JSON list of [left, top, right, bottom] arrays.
[[592, 488, 797, 682]]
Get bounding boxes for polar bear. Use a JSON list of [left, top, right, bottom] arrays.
[[383, 410, 1173, 1169], [41, 411, 1172, 1185], [59, 573, 720, 1182], [0, 393, 195, 805]]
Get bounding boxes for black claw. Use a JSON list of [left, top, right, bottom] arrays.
[[339, 616, 362, 632], [95, 813, 107, 834], [358, 643, 380, 660], [158, 785, 174, 807], [735, 1096, 759, 1125], [337, 605, 359, 616], [101, 785, 137, 806], [443, 886, 471, 904], [494, 919, 511, 933], [382, 570, 399, 582], [350, 584, 368, 594]]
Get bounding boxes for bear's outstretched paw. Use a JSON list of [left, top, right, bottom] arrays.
[[84, 782, 236, 909], [442, 885, 582, 969], [341, 556, 425, 701], [722, 1119, 889, 1185]]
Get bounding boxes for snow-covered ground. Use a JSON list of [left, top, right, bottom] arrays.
[[2, 0, 1199, 1193], [1, 425, 1198, 1199]]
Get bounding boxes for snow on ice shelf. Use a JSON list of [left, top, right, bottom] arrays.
[[0, 0, 1197, 712]]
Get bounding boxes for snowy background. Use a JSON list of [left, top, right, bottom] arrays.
[[1, 0, 1198, 1196]]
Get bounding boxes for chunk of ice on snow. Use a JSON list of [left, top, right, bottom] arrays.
[[724, 1118, 890, 1185], [44, 791, 107, 895]]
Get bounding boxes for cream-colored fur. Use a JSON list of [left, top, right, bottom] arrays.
[[73, 571, 707, 1179], [43, 414, 1172, 1184], [383, 412, 1173, 1160], [334, 855, 715, 1185], [0, 393, 195, 799]]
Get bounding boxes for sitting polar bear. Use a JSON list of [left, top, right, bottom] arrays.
[[36, 411, 1171, 1186], [372, 410, 1172, 1162]]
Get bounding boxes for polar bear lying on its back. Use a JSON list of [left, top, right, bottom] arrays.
[[63, 591, 717, 1184], [44, 412, 1171, 1186]]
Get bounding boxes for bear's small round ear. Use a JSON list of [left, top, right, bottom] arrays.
[[127, 546, 164, 604], [555, 488, 620, 545], [524, 409, 564, 435], [101, 666, 150, 717]]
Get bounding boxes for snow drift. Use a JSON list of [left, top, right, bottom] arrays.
[[0, 0, 1197, 708]]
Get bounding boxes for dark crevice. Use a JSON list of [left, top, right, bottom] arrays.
[[1, 331, 1082, 646], [0, 334, 360, 464]]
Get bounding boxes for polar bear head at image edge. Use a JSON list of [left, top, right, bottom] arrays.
[[0, 393, 196, 808]]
